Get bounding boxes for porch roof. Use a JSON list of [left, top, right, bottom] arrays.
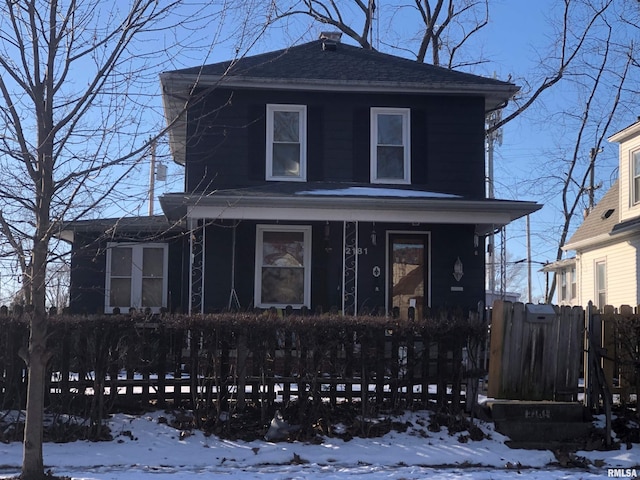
[[159, 183, 541, 235], [57, 215, 181, 243]]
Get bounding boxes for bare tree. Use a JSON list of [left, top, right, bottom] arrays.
[[490, 0, 615, 135], [496, 0, 638, 301], [273, 0, 377, 50], [536, 29, 633, 301], [45, 261, 70, 311], [269, 0, 490, 67], [0, 1, 267, 477]]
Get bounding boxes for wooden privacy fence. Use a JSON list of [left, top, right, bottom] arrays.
[[588, 305, 640, 406], [488, 301, 584, 401], [0, 311, 486, 418]]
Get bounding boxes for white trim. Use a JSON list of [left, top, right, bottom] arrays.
[[370, 107, 411, 184], [254, 224, 312, 308], [266, 104, 307, 181], [188, 204, 515, 228], [632, 150, 640, 206], [594, 258, 607, 309], [105, 242, 168, 314]]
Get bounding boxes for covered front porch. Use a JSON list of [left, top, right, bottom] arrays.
[[161, 183, 541, 316]]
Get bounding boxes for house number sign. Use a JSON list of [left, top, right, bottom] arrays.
[[345, 247, 369, 255]]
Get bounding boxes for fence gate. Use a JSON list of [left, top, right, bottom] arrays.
[[488, 301, 583, 401]]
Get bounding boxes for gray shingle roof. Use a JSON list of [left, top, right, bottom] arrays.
[[58, 216, 184, 243], [162, 38, 520, 166], [564, 181, 619, 248], [170, 39, 515, 91]]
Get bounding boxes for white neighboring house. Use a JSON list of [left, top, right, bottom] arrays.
[[546, 119, 640, 309], [542, 257, 578, 306]]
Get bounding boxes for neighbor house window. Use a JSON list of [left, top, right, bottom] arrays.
[[559, 266, 577, 302], [266, 104, 307, 181], [370, 107, 410, 184], [105, 243, 168, 313], [560, 270, 567, 302], [254, 225, 311, 308], [633, 151, 640, 205], [595, 260, 607, 309]]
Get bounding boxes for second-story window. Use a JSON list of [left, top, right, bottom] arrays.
[[266, 104, 307, 181], [371, 107, 411, 184], [633, 151, 640, 205]]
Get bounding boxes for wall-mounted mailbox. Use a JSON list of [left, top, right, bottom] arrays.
[[525, 303, 556, 323]]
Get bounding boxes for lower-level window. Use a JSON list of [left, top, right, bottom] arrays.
[[254, 225, 311, 308], [105, 242, 168, 313]]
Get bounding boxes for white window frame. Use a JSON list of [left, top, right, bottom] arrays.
[[105, 242, 169, 314], [266, 104, 307, 181], [632, 150, 640, 205], [254, 225, 312, 309], [570, 266, 577, 299], [595, 259, 607, 310], [370, 107, 411, 184], [560, 270, 567, 302]]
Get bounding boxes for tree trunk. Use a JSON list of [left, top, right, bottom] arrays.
[[21, 311, 49, 480]]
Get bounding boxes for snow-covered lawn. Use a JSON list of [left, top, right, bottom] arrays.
[[0, 408, 637, 479]]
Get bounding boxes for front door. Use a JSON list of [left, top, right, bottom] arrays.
[[388, 234, 429, 320]]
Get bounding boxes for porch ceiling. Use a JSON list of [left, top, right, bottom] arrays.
[[159, 184, 541, 235]]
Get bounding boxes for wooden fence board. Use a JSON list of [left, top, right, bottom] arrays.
[[488, 302, 583, 401]]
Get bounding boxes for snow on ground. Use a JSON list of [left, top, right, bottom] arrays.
[[0, 410, 637, 479]]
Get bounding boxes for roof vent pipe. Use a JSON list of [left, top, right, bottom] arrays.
[[320, 31, 342, 51]]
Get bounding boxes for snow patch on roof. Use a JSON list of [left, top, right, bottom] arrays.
[[296, 187, 461, 198]]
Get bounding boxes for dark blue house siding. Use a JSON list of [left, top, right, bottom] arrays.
[[69, 232, 186, 314], [69, 232, 106, 314], [185, 88, 486, 197], [198, 220, 484, 314]]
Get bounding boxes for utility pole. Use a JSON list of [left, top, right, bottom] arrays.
[[526, 214, 532, 303], [587, 147, 603, 211], [486, 108, 502, 299], [148, 140, 156, 216]]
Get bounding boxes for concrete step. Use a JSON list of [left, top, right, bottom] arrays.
[[485, 400, 593, 449]]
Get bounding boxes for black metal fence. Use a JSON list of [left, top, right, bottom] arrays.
[[0, 310, 486, 422]]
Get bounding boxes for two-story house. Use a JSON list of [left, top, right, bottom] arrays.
[[547, 118, 640, 309], [65, 34, 540, 318]]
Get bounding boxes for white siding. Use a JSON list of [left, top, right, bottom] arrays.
[[577, 238, 640, 308], [617, 131, 640, 222]]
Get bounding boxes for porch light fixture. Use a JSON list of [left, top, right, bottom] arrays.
[[324, 221, 332, 252], [370, 223, 377, 246]]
